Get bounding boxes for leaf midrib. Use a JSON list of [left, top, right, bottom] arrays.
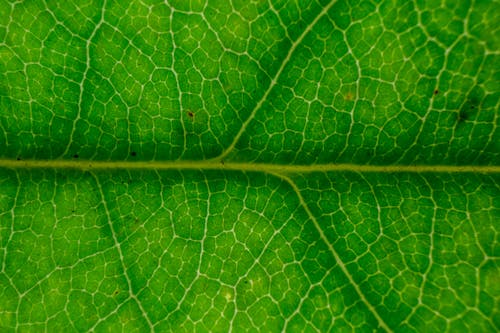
[[1, 159, 498, 174]]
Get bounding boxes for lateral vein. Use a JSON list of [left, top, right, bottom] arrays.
[[277, 173, 393, 332]]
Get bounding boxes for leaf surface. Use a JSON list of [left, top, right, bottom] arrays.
[[0, 0, 499, 332]]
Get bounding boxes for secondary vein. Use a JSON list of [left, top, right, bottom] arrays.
[[212, 0, 338, 161]]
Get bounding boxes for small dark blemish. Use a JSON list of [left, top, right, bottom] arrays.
[[131, 151, 137, 157], [187, 111, 194, 118], [434, 90, 439, 95], [73, 154, 79, 159], [113, 290, 119, 296], [16, 157, 21, 161], [466, 97, 479, 112], [457, 109, 469, 122]]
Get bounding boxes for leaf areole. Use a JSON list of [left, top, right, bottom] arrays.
[[457, 109, 468, 123], [456, 98, 479, 124]]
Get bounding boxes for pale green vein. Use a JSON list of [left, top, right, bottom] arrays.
[[62, 0, 107, 157], [276, 173, 393, 332], [212, 0, 338, 161], [404, 176, 437, 326], [91, 173, 154, 331], [1, 159, 499, 174]]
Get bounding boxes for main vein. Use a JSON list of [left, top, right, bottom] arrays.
[[1, 159, 499, 174]]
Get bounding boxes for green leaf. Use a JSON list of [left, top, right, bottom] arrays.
[[0, 1, 499, 332]]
